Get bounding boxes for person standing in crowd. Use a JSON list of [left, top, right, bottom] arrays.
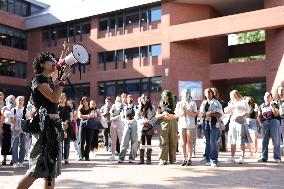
[[175, 89, 198, 166], [100, 97, 112, 152], [225, 90, 251, 164], [276, 86, 284, 155], [16, 52, 69, 188], [109, 96, 124, 161], [89, 99, 101, 157], [244, 96, 259, 157], [1, 95, 15, 166], [118, 95, 138, 163], [200, 88, 223, 167], [257, 92, 281, 163], [0, 91, 5, 152], [67, 99, 80, 156], [211, 87, 227, 152], [156, 90, 178, 166], [78, 97, 94, 161], [136, 96, 156, 164], [10, 96, 27, 168], [58, 93, 75, 164]]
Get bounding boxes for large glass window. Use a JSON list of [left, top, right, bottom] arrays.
[[106, 51, 115, 62], [117, 81, 125, 95], [7, 0, 15, 14], [0, 0, 8, 11], [125, 79, 140, 94], [110, 16, 116, 29], [105, 82, 116, 96], [0, 24, 26, 50], [125, 11, 139, 26], [116, 50, 124, 61], [118, 15, 124, 28], [57, 25, 67, 39], [98, 82, 104, 96], [0, 58, 26, 79], [150, 6, 161, 22], [99, 18, 108, 31], [0, 0, 37, 17], [140, 46, 148, 58], [98, 52, 105, 64], [125, 47, 139, 60], [81, 21, 91, 34], [151, 77, 162, 92], [150, 44, 161, 57], [141, 78, 149, 92]]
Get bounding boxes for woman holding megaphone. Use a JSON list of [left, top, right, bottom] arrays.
[[16, 52, 71, 189]]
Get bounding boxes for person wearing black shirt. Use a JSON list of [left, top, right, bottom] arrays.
[[58, 93, 74, 164], [156, 90, 178, 166], [16, 52, 70, 189]]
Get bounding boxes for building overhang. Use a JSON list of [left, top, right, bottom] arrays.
[[169, 0, 263, 16]]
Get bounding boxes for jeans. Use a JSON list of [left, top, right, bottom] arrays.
[[63, 137, 71, 160], [12, 132, 26, 164], [119, 121, 138, 161], [203, 122, 220, 164], [104, 123, 111, 149], [261, 119, 281, 160]]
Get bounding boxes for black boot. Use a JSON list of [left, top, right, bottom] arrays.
[[138, 149, 145, 164], [146, 149, 152, 164]]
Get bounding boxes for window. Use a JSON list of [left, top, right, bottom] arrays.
[[81, 21, 91, 34], [75, 24, 81, 35], [0, 58, 26, 79], [57, 25, 67, 39], [0, 24, 26, 49], [140, 46, 148, 58], [98, 52, 105, 64], [42, 30, 49, 41], [118, 15, 124, 28], [125, 47, 139, 60], [98, 82, 104, 96], [125, 79, 140, 94], [150, 6, 161, 22], [151, 77, 162, 92], [0, 0, 8, 11], [141, 78, 149, 92], [150, 44, 161, 57], [7, 0, 15, 14], [141, 10, 147, 24], [68, 25, 75, 37], [99, 18, 108, 31], [117, 81, 125, 95], [105, 82, 116, 96], [116, 50, 124, 61], [106, 51, 115, 62], [110, 16, 116, 29], [125, 11, 139, 26], [65, 83, 90, 99], [50, 28, 56, 40]]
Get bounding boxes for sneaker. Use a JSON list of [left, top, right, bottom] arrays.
[[205, 161, 211, 166], [211, 163, 217, 167], [200, 157, 208, 163], [274, 159, 281, 163], [181, 160, 187, 166], [257, 158, 267, 163], [13, 163, 18, 168], [108, 154, 116, 161], [238, 157, 245, 164], [117, 159, 124, 163], [1, 160, 6, 166], [129, 160, 134, 163], [186, 160, 192, 166], [226, 157, 235, 163], [159, 160, 167, 166], [18, 163, 25, 167]]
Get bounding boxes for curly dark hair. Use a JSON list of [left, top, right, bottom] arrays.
[[33, 52, 56, 74]]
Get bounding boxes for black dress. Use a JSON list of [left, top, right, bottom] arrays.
[[26, 74, 63, 179]]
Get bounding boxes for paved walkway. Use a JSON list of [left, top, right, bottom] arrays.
[[1, 137, 284, 189]]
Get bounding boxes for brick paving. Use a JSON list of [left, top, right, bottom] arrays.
[[0, 137, 284, 189]]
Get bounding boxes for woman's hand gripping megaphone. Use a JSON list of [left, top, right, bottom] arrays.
[[57, 39, 71, 81]]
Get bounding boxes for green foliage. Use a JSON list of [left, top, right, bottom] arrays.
[[229, 55, 265, 63], [236, 30, 265, 44], [230, 83, 266, 105]]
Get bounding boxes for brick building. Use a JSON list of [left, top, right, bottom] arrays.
[[0, 0, 283, 105]]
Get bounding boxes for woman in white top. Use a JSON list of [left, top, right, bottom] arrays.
[[175, 89, 197, 166], [225, 90, 251, 164]]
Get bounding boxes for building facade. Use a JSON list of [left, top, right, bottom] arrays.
[[0, 0, 284, 105]]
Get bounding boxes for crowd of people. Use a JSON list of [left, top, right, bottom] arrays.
[[0, 52, 284, 188]]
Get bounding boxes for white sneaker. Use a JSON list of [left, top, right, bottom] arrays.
[[18, 163, 25, 167], [108, 154, 116, 161], [226, 157, 235, 163], [238, 157, 245, 164], [274, 159, 281, 164], [13, 163, 18, 168], [211, 163, 217, 167]]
